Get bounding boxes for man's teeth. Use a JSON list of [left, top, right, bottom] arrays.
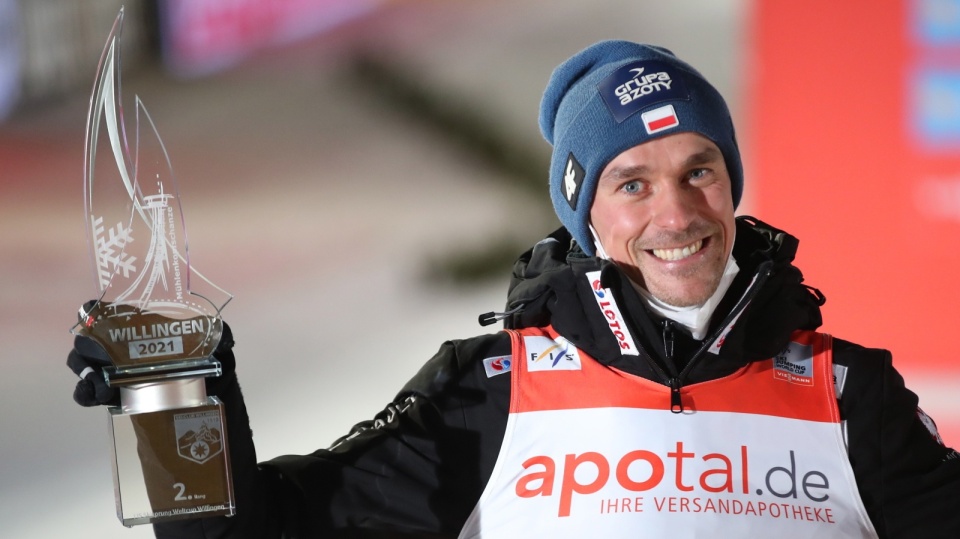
[[652, 239, 703, 261]]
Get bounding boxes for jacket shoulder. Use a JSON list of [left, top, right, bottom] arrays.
[[399, 332, 512, 398], [829, 336, 960, 536], [831, 336, 891, 368]]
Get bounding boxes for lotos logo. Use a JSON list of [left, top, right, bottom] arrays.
[[598, 60, 689, 123], [514, 442, 833, 520], [585, 271, 639, 356], [591, 278, 606, 298], [483, 355, 512, 378]]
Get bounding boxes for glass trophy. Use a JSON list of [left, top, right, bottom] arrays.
[[71, 9, 235, 527]]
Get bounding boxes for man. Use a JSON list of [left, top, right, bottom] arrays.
[[70, 40, 960, 538]]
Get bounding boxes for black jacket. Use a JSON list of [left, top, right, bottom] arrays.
[[157, 217, 960, 538]]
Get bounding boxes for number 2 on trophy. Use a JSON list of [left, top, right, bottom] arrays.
[[173, 482, 188, 501]]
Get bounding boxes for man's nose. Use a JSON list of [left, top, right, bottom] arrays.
[[650, 182, 697, 231]]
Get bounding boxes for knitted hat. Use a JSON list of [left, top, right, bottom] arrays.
[[539, 40, 742, 256]]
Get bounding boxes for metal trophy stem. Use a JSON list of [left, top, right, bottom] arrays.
[[73, 9, 235, 527], [120, 379, 208, 414]]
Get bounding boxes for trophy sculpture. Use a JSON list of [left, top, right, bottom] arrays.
[[72, 9, 235, 526]]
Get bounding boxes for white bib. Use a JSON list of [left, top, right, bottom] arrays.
[[459, 327, 877, 539]]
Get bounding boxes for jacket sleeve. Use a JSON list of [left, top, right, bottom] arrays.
[[156, 332, 512, 539], [836, 339, 960, 539]]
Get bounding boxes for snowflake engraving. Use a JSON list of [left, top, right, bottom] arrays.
[[91, 215, 137, 289]]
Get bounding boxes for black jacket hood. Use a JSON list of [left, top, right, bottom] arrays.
[[501, 216, 825, 384]]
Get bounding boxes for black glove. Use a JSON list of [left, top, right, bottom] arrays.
[[67, 333, 119, 407], [67, 318, 236, 407], [206, 321, 236, 395]]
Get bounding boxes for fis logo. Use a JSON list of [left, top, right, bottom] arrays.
[[525, 336, 582, 372], [598, 60, 689, 123]]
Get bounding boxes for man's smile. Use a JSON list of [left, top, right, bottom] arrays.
[[650, 238, 705, 262]]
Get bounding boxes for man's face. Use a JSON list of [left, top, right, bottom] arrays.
[[589, 132, 736, 307]]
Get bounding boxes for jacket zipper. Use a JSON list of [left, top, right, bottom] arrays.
[[655, 261, 774, 414], [661, 321, 683, 413]]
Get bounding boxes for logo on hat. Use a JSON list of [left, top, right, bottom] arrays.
[[641, 104, 680, 134], [598, 60, 689, 123], [563, 152, 585, 210]]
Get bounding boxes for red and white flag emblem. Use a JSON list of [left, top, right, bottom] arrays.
[[641, 104, 679, 134]]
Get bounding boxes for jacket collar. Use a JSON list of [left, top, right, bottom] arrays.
[[502, 217, 824, 383]]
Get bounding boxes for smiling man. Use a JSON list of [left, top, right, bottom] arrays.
[[69, 40, 960, 538]]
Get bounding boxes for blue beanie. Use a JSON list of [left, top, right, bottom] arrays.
[[539, 40, 742, 256]]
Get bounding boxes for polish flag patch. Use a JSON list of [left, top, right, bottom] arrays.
[[641, 104, 679, 134]]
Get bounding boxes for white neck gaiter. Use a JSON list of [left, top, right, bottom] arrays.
[[631, 253, 739, 340]]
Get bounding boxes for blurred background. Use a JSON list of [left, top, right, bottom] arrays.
[[1, 0, 958, 537]]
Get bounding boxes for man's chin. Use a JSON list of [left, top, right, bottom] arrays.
[[652, 295, 708, 309], [645, 280, 717, 308]]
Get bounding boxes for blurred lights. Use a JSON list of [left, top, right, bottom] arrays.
[[0, 0, 20, 121], [159, 0, 385, 77]]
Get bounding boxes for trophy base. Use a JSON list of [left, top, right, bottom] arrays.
[[107, 396, 235, 526]]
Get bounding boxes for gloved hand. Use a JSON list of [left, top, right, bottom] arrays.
[[67, 333, 118, 407], [66, 315, 236, 407]]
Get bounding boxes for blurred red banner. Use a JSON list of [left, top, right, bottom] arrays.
[[750, 0, 960, 371]]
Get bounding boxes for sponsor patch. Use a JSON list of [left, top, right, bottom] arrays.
[[585, 271, 639, 356], [706, 313, 741, 356], [524, 335, 582, 372], [707, 273, 760, 355], [562, 152, 585, 210], [597, 60, 689, 123], [641, 104, 680, 134], [832, 364, 848, 398], [773, 341, 814, 386], [917, 407, 946, 446], [482, 355, 513, 378]]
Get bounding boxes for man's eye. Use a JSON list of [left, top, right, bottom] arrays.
[[689, 168, 709, 180], [622, 181, 641, 194]]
